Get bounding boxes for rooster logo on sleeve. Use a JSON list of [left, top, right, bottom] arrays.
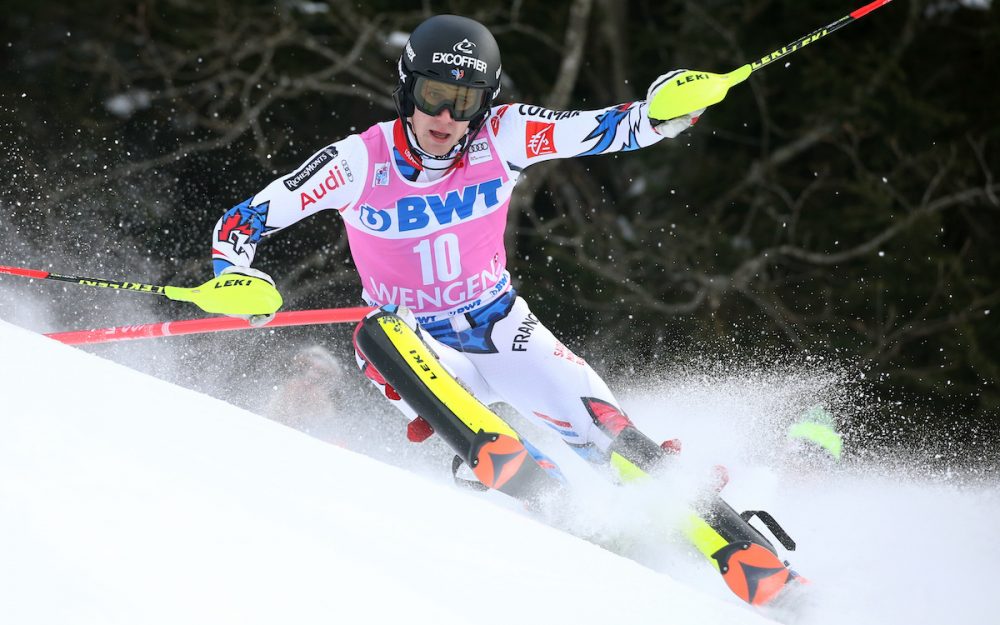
[[216, 198, 274, 258], [579, 103, 641, 156]]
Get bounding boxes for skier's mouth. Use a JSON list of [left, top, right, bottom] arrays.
[[429, 129, 450, 141]]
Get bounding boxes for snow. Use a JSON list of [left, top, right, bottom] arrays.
[[104, 91, 152, 118], [1, 317, 997, 625], [0, 320, 775, 625]]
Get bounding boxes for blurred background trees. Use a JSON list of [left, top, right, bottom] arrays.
[[2, 0, 997, 448]]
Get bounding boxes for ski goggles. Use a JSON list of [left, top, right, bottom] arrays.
[[411, 76, 491, 121]]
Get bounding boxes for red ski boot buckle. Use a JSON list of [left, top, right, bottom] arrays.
[[407, 416, 434, 442]]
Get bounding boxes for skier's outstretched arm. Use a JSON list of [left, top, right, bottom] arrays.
[[493, 70, 705, 169], [210, 135, 369, 276]]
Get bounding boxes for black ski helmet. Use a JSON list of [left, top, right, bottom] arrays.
[[393, 14, 502, 126]]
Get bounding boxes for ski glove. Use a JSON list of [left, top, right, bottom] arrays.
[[219, 265, 277, 327], [646, 70, 705, 138]]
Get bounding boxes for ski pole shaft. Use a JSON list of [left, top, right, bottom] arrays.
[[44, 307, 373, 345], [739, 0, 894, 76], [0, 264, 169, 295], [0, 263, 282, 316], [648, 1, 896, 121]]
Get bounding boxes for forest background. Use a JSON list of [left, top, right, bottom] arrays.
[[2, 0, 997, 455]]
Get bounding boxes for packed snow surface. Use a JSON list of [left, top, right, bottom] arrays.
[[1, 318, 996, 624]]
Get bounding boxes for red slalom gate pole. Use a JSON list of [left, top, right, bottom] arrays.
[[45, 307, 374, 346]]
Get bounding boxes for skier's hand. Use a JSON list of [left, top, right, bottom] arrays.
[[646, 70, 706, 138], [219, 265, 277, 326]]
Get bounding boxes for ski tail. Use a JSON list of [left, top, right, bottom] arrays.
[[692, 498, 807, 606], [353, 308, 564, 502], [607, 426, 807, 606]]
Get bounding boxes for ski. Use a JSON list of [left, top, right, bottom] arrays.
[[608, 432, 807, 606], [353, 308, 565, 503], [355, 306, 805, 606]]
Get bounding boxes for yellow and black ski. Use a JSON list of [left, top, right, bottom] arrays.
[[608, 428, 808, 606], [356, 307, 805, 606], [354, 308, 563, 502]]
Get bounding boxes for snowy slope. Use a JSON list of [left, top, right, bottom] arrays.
[[0, 319, 778, 625]]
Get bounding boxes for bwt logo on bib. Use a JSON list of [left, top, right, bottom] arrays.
[[359, 178, 502, 233]]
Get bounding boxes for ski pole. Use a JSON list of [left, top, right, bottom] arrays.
[[0, 264, 282, 316], [649, 0, 896, 121], [44, 307, 374, 345]]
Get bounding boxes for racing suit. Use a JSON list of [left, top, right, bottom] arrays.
[[212, 100, 681, 461]]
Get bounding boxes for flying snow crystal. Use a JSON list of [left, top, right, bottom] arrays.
[[105, 90, 152, 118], [387, 31, 409, 48], [627, 177, 647, 196], [927, 0, 993, 16], [294, 1, 330, 14]]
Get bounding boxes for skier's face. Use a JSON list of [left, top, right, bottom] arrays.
[[410, 107, 470, 157]]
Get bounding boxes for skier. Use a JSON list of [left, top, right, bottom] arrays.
[[211, 14, 706, 478]]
